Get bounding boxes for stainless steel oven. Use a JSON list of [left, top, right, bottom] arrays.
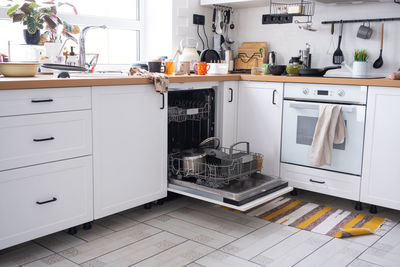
[[281, 83, 367, 176]]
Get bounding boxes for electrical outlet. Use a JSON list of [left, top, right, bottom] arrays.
[[262, 14, 293, 25], [193, 14, 205, 25]]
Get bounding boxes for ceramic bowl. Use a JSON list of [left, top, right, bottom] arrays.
[[268, 65, 286, 76], [0, 62, 39, 77]]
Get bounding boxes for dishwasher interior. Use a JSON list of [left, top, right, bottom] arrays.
[[167, 88, 289, 208]]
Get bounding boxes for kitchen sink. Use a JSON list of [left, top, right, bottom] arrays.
[[67, 71, 128, 78]]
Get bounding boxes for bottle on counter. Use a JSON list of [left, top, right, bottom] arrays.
[[66, 46, 79, 66]]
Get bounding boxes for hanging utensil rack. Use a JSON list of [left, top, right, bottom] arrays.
[[213, 4, 233, 11], [269, 0, 315, 17], [322, 17, 400, 25]]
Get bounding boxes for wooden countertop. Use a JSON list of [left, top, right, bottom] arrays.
[[0, 73, 399, 90]]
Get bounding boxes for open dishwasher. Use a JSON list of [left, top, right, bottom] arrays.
[[167, 88, 291, 211]]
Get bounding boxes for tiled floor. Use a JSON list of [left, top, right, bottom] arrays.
[[1, 190, 400, 267]]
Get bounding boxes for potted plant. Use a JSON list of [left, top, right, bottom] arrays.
[[352, 49, 369, 77], [6, 0, 80, 45]]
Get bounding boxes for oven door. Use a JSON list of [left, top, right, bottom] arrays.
[[281, 100, 366, 175]]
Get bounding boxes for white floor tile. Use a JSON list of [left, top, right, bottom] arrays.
[[189, 203, 269, 229], [359, 223, 400, 267], [74, 224, 114, 242], [348, 258, 383, 267], [220, 223, 299, 260], [0, 243, 53, 267], [168, 207, 255, 238], [132, 240, 214, 267], [145, 215, 235, 249], [81, 232, 186, 267], [122, 197, 192, 222], [295, 238, 367, 267], [59, 223, 161, 264], [251, 230, 332, 267], [196, 251, 260, 267], [94, 214, 139, 232], [23, 255, 79, 267], [35, 232, 86, 253], [344, 233, 381, 247]]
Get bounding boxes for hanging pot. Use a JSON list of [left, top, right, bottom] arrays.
[[23, 29, 41, 45]]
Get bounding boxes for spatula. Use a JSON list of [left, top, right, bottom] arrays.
[[333, 22, 344, 65]]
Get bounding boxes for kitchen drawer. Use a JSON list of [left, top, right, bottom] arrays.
[[0, 110, 92, 171], [0, 87, 91, 117], [280, 163, 360, 201], [0, 157, 93, 250]]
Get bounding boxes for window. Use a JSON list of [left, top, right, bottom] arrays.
[[0, 0, 143, 68]]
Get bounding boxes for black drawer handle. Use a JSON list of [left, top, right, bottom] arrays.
[[36, 197, 57, 205], [31, 99, 53, 103], [272, 90, 277, 105], [309, 179, 326, 184], [160, 93, 165, 110], [33, 137, 55, 142], [228, 88, 233, 103]]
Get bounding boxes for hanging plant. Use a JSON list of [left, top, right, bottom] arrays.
[[6, 0, 80, 44]]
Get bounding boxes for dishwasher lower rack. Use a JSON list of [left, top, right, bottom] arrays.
[[168, 147, 263, 188]]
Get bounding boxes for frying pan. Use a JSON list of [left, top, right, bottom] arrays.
[[200, 24, 221, 63], [299, 66, 341, 77]]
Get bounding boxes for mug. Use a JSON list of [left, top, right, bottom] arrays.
[[148, 61, 164, 73], [194, 62, 210, 75], [165, 60, 176, 75], [179, 61, 190, 75], [357, 22, 373, 39]]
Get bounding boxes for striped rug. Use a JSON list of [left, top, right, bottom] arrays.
[[243, 197, 389, 238]]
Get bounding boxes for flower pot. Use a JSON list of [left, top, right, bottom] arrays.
[[352, 61, 368, 77], [23, 29, 41, 45]]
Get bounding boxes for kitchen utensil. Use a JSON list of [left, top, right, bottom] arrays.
[[299, 66, 341, 77], [148, 60, 164, 73], [179, 39, 200, 71], [268, 64, 286, 75], [41, 63, 87, 72], [333, 22, 344, 65], [212, 8, 217, 32], [200, 27, 221, 63], [181, 149, 206, 175], [165, 60, 176, 75], [0, 62, 39, 77], [179, 61, 191, 75], [268, 51, 276, 65], [373, 23, 384, 69], [286, 64, 303, 76], [194, 62, 210, 75], [251, 66, 265, 75], [216, 9, 223, 35], [327, 23, 336, 55], [357, 22, 373, 39]]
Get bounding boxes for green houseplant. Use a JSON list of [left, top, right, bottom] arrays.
[[6, 0, 80, 45], [352, 49, 369, 77]]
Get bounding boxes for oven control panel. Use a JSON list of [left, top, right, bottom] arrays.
[[302, 89, 345, 97], [285, 83, 367, 104]]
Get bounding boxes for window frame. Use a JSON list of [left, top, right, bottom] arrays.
[[0, 0, 144, 67]]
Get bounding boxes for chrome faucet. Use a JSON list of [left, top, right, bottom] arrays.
[[79, 25, 107, 67]]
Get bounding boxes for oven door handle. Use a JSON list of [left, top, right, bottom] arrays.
[[289, 103, 354, 113]]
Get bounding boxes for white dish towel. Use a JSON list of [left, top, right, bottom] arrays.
[[309, 104, 347, 167]]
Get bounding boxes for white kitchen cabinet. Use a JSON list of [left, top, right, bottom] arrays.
[[219, 81, 238, 147], [0, 110, 92, 171], [237, 81, 283, 177], [361, 86, 400, 210], [92, 85, 168, 219], [0, 157, 93, 250]]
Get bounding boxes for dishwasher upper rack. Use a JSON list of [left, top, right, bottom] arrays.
[[168, 102, 211, 123], [168, 145, 263, 188]]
